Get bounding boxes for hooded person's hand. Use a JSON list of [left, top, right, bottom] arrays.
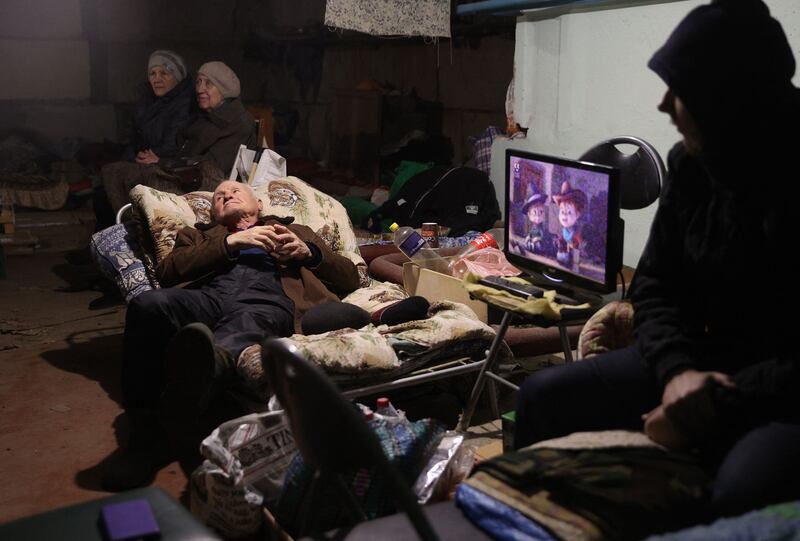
[[642, 369, 736, 449], [642, 404, 693, 450]]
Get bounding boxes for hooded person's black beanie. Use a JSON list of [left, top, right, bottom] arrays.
[[648, 0, 796, 155]]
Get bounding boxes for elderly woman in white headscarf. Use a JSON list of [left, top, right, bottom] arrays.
[[122, 50, 196, 164]]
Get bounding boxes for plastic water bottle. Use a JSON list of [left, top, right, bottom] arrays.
[[448, 227, 505, 278], [390, 223, 449, 274], [357, 403, 376, 427], [453, 227, 505, 259], [376, 398, 411, 431], [376, 397, 399, 418]]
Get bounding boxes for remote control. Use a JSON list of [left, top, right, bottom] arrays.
[[479, 275, 581, 306]]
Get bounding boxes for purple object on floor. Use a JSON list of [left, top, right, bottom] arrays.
[[100, 499, 160, 541]]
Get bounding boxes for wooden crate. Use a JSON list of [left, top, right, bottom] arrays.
[[0, 205, 14, 235], [0, 229, 38, 255]]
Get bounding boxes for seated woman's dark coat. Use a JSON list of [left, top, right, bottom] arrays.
[[173, 98, 255, 174], [123, 77, 196, 162]]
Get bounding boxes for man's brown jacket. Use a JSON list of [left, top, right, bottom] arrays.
[[156, 217, 361, 333]]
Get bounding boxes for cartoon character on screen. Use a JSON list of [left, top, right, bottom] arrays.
[[552, 181, 588, 271], [521, 191, 555, 257]]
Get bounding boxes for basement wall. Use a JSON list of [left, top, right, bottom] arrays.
[[0, 0, 514, 166], [493, 0, 800, 267]]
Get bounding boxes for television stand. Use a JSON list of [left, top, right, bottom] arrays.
[[456, 292, 601, 432]]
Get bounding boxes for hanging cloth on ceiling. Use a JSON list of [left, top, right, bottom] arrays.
[[325, 0, 451, 38]]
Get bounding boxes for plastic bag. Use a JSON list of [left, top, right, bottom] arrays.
[[450, 247, 521, 278], [190, 410, 296, 538], [370, 186, 391, 206], [250, 148, 286, 187], [413, 431, 475, 503], [228, 144, 287, 187], [274, 406, 445, 536]]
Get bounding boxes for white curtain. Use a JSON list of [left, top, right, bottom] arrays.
[[325, 0, 451, 38]]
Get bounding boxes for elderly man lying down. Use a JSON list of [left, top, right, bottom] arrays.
[[102, 180, 363, 491]]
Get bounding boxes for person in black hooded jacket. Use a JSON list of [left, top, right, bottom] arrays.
[[514, 0, 800, 519]]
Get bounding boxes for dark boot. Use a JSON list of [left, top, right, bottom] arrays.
[[159, 323, 229, 467], [101, 409, 172, 492]]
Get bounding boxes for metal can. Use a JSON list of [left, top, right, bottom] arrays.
[[421, 222, 439, 248]]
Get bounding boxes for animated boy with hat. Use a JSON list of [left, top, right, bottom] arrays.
[[521, 188, 555, 257], [552, 180, 588, 270]]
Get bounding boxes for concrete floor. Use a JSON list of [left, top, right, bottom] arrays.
[[0, 245, 515, 529], [0, 252, 188, 525]]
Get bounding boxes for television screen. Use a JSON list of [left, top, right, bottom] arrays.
[[505, 149, 621, 294]]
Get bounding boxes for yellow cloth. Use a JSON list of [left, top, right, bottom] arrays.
[[462, 273, 590, 321]]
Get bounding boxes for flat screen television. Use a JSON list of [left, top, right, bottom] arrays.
[[504, 148, 623, 296]]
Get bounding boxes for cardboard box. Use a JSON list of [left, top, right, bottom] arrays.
[[474, 440, 504, 462], [402, 261, 488, 323]]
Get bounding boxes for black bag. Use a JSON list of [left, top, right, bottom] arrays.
[[165, 164, 203, 191], [364, 166, 500, 237]]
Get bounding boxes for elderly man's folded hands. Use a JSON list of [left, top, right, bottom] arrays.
[[227, 224, 311, 261]]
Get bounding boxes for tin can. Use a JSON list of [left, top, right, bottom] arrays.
[[421, 222, 439, 248]]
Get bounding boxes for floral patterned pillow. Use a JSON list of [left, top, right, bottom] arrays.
[[129, 177, 370, 287], [340, 281, 408, 313], [577, 300, 634, 359], [252, 177, 368, 286], [128, 187, 202, 264]]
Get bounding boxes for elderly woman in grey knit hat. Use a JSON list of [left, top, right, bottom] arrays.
[[162, 61, 255, 173], [195, 61, 240, 110]]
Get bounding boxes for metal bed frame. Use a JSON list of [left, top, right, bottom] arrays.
[[343, 310, 584, 432]]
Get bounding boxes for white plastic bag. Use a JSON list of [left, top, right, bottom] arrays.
[[250, 148, 286, 188], [228, 144, 287, 187], [190, 410, 296, 538]]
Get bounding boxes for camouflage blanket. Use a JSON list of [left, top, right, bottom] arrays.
[[462, 432, 711, 541]]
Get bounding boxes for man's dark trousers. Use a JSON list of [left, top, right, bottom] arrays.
[[121, 260, 294, 410], [514, 345, 800, 516]]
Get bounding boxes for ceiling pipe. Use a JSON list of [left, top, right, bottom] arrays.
[[455, 0, 622, 16]]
